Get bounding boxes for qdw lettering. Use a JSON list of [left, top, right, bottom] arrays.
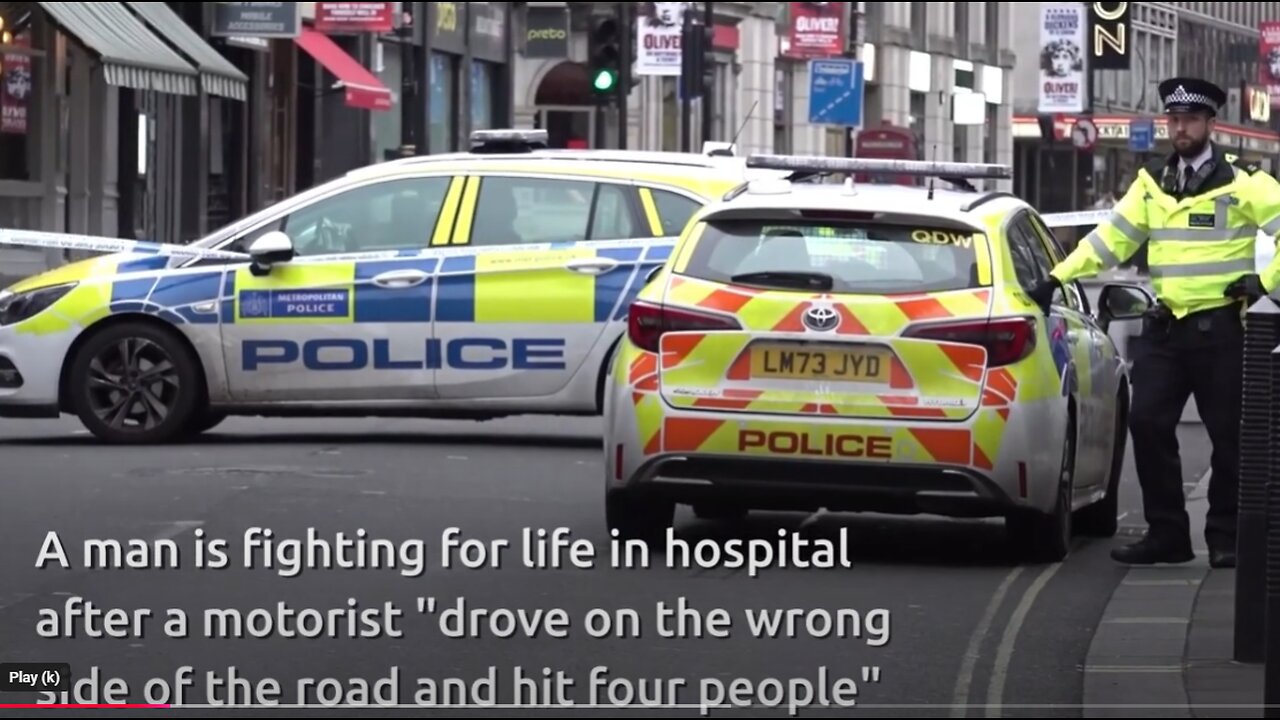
[[241, 338, 567, 372]]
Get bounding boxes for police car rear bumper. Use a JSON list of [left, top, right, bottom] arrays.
[[616, 454, 1016, 518]]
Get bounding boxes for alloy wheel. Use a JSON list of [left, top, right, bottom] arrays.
[[85, 337, 182, 432]]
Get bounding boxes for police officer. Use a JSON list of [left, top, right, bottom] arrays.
[[1030, 77, 1280, 568]]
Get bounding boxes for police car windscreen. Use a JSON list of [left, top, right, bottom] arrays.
[[682, 219, 983, 294]]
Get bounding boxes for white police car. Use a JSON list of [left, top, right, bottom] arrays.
[[0, 130, 773, 442]]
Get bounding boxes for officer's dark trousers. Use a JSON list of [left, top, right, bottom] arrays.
[[1128, 304, 1243, 551]]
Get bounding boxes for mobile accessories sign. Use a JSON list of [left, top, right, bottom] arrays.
[[211, 2, 300, 38]]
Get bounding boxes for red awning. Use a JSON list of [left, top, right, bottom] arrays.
[[294, 28, 392, 111]]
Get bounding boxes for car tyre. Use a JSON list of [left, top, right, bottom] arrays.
[[68, 321, 203, 445], [183, 410, 228, 437], [606, 489, 674, 547], [1076, 390, 1127, 538], [1007, 412, 1076, 563], [693, 504, 748, 522]]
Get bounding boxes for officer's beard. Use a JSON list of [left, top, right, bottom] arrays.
[[1174, 134, 1210, 160]]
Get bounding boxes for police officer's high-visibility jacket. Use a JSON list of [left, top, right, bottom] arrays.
[[1051, 144, 1280, 318]]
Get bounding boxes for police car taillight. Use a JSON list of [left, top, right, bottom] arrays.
[[627, 301, 742, 353], [903, 316, 1038, 368]]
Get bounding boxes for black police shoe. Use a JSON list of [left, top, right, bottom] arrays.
[[1110, 537, 1195, 565], [1209, 547, 1237, 569]]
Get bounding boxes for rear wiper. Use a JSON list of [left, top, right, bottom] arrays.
[[730, 271, 835, 291]]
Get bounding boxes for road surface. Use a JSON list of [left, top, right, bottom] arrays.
[[0, 416, 1212, 718]]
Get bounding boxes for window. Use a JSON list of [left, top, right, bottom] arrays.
[[1027, 212, 1087, 312], [470, 60, 496, 132], [864, 2, 885, 43], [909, 91, 927, 145], [953, 123, 967, 162], [1007, 213, 1086, 312], [955, 2, 971, 53], [591, 184, 639, 241], [429, 53, 457, 152], [1005, 215, 1052, 289], [985, 1, 1000, 65], [910, 2, 927, 47], [983, 103, 999, 164], [774, 66, 792, 154], [469, 176, 640, 246], [681, 219, 982, 294], [0, 30, 34, 181], [662, 76, 679, 152], [278, 176, 452, 255], [650, 189, 702, 236]]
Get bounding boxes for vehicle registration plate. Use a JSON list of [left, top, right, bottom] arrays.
[[749, 346, 890, 382]]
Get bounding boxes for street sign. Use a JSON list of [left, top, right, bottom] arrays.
[[1072, 118, 1098, 150], [1128, 117, 1155, 151], [808, 59, 864, 128]]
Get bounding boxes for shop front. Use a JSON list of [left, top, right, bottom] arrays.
[[425, 1, 509, 154], [1013, 114, 1280, 204]]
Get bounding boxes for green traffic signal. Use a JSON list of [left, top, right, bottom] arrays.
[[592, 68, 618, 93]]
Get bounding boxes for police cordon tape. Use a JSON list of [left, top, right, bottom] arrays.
[[1040, 209, 1111, 228], [0, 229, 675, 266], [0, 228, 250, 261]]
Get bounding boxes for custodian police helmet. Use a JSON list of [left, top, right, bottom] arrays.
[[1158, 77, 1228, 116]]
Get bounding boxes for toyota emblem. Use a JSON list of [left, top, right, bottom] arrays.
[[802, 305, 840, 332]]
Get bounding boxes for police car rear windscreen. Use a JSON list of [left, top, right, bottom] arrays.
[[682, 220, 985, 294]]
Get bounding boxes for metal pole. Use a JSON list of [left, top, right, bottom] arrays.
[[399, 4, 416, 154], [702, 1, 713, 143], [845, 2, 857, 158], [618, 2, 629, 150], [681, 8, 692, 152]]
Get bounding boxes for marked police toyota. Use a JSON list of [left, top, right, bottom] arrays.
[[0, 130, 776, 443]]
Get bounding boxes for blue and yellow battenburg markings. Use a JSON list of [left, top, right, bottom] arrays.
[[100, 240, 674, 328], [109, 271, 225, 326]]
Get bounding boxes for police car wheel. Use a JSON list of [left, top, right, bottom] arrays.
[[68, 322, 202, 444], [1075, 390, 1127, 538], [693, 504, 748, 522], [1007, 413, 1076, 563], [606, 489, 674, 547], [183, 410, 228, 437]]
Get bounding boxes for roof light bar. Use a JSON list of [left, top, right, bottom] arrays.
[[745, 154, 1013, 180], [469, 129, 549, 153]]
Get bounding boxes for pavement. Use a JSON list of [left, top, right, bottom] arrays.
[[1082, 476, 1266, 718], [0, 409, 1260, 717]]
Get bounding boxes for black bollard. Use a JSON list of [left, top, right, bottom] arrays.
[[1267, 425, 1280, 716], [1238, 297, 1280, 663]]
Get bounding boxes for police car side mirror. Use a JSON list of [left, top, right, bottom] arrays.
[[1098, 283, 1154, 325], [645, 266, 663, 285], [248, 231, 295, 276]]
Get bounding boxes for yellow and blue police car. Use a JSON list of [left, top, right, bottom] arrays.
[[0, 130, 778, 443], [603, 155, 1156, 562]]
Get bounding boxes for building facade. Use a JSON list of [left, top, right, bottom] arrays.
[[1011, 1, 1280, 222], [510, 2, 1019, 186], [1, 1, 1024, 286]]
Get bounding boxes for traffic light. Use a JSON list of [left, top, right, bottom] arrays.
[[588, 16, 621, 98], [680, 22, 715, 98]]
